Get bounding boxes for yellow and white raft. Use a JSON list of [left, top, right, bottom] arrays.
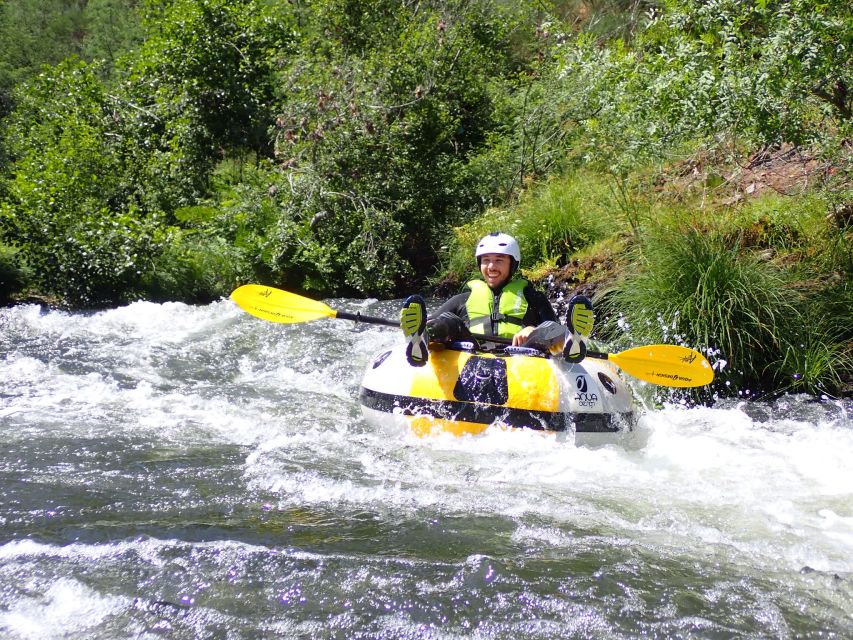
[[359, 341, 638, 443]]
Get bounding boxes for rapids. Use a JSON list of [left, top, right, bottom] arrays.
[[1, 299, 851, 639]]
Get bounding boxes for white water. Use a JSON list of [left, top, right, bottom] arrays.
[[1, 300, 851, 638]]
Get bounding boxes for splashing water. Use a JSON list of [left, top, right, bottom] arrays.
[[1, 300, 851, 639]]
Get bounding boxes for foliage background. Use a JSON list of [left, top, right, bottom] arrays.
[[0, 0, 850, 397]]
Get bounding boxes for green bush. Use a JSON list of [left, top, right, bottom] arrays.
[[548, 0, 853, 173], [0, 59, 165, 306], [0, 243, 27, 304], [261, 0, 545, 295], [602, 197, 852, 398], [115, 0, 298, 214], [0, 0, 143, 123], [771, 191, 853, 395], [774, 317, 852, 397], [143, 227, 251, 303]]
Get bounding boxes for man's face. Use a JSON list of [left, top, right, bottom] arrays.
[[479, 253, 512, 288]]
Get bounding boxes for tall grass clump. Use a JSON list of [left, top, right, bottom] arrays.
[[604, 224, 799, 396], [770, 192, 853, 396], [774, 318, 852, 397], [436, 171, 622, 285]]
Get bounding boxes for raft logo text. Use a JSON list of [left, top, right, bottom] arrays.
[[574, 376, 598, 408]]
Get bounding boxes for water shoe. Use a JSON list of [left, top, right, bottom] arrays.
[[401, 295, 429, 367]]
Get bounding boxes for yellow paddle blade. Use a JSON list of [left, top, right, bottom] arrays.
[[609, 344, 715, 388], [230, 284, 337, 324]]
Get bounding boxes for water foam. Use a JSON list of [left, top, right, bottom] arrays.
[[0, 577, 127, 640], [2, 300, 851, 637]]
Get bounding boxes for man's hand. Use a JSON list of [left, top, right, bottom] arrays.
[[512, 325, 535, 346]]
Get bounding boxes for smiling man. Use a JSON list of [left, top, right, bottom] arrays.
[[400, 233, 565, 365]]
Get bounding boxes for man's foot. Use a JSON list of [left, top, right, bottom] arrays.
[[564, 295, 593, 363], [566, 295, 594, 337], [401, 295, 429, 367]]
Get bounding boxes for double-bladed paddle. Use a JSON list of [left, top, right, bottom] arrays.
[[230, 284, 714, 388]]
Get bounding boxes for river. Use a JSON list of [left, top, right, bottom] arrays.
[[1, 299, 851, 639]]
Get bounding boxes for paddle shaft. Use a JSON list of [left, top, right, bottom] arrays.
[[335, 310, 398, 327]]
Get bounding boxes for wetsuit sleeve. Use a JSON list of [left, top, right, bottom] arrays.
[[523, 286, 558, 325], [427, 292, 470, 324]]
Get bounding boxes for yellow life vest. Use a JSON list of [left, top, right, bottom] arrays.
[[466, 279, 529, 338]]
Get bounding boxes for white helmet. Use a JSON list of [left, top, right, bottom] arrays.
[[475, 232, 521, 264]]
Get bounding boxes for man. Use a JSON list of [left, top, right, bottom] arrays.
[[400, 232, 594, 366]]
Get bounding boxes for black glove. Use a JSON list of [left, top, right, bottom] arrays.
[[427, 312, 471, 341]]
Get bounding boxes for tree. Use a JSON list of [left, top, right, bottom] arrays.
[[259, 0, 545, 294], [0, 59, 164, 305], [0, 0, 142, 117]]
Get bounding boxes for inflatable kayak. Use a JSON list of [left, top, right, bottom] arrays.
[[359, 341, 638, 443]]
